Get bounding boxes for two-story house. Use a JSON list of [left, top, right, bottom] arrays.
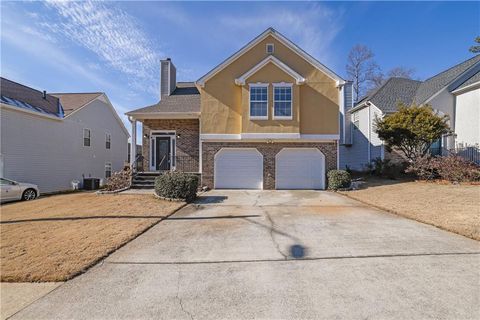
[[0, 78, 129, 193], [127, 28, 352, 190]]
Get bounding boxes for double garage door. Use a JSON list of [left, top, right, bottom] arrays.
[[214, 148, 325, 190]]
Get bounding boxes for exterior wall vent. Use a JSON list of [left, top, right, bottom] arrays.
[[266, 43, 274, 54]]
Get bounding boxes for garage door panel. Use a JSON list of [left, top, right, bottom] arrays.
[[214, 149, 263, 189], [276, 148, 325, 190]]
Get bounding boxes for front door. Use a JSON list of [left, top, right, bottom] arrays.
[[155, 137, 171, 171]]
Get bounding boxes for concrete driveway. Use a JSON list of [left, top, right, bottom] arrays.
[[12, 190, 480, 319]]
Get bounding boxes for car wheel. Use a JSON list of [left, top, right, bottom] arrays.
[[22, 189, 37, 201]]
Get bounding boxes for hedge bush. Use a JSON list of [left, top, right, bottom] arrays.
[[154, 171, 199, 202], [327, 170, 351, 190], [406, 155, 480, 182]]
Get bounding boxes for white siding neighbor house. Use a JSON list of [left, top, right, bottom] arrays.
[[340, 55, 480, 170], [0, 78, 129, 193]]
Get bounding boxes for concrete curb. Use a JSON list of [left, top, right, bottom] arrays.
[[95, 186, 131, 195]]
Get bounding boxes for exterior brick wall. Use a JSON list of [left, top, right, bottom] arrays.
[[202, 141, 337, 189], [141, 119, 199, 172]]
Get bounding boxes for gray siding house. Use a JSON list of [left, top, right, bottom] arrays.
[[0, 78, 129, 193], [340, 55, 480, 170]]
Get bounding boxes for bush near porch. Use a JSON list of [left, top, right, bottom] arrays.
[[155, 172, 199, 202]]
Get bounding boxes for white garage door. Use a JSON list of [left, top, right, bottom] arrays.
[[275, 148, 325, 190], [214, 148, 263, 189]]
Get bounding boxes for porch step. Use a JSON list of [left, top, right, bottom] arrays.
[[130, 172, 161, 189], [131, 183, 155, 189]]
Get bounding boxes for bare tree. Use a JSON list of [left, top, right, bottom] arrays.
[[469, 36, 480, 53], [387, 66, 415, 78], [346, 44, 380, 101], [369, 66, 416, 94]]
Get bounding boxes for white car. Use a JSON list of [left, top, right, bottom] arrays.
[[0, 178, 39, 202]]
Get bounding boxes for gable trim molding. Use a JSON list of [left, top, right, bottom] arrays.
[[235, 56, 305, 85], [66, 93, 130, 137], [196, 28, 345, 87]]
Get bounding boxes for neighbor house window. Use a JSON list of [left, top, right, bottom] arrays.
[[273, 84, 292, 119], [83, 129, 91, 146], [249, 84, 268, 119], [105, 162, 112, 178], [106, 133, 111, 149]]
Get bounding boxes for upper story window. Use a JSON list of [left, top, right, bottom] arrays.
[[105, 162, 112, 178], [249, 84, 268, 120], [266, 43, 274, 54], [83, 129, 91, 147], [106, 133, 111, 149], [273, 84, 292, 119]]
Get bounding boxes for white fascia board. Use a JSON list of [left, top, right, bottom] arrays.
[[196, 28, 344, 87], [200, 134, 241, 140], [235, 56, 305, 85], [200, 133, 339, 141], [0, 103, 63, 121], [451, 81, 480, 95], [61, 93, 130, 137], [241, 133, 301, 139], [99, 94, 130, 137], [348, 101, 369, 113]]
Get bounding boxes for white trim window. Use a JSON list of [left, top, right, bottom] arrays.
[[249, 84, 268, 120], [83, 129, 91, 147], [105, 162, 112, 178], [273, 83, 292, 119], [105, 133, 111, 149]]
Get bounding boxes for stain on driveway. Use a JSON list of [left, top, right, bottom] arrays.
[[12, 190, 480, 319]]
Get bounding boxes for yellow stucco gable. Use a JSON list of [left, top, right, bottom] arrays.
[[199, 31, 341, 135]]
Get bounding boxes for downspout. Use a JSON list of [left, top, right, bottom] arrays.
[[199, 116, 202, 174], [367, 103, 371, 163]]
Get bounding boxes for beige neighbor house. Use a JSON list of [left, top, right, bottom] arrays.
[[127, 28, 353, 190]]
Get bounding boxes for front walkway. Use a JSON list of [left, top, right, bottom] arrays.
[[10, 190, 480, 319]]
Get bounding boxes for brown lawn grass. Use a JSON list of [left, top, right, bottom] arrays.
[[0, 192, 184, 282], [341, 178, 480, 241]]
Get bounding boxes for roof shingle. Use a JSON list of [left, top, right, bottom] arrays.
[[51, 92, 103, 116], [358, 77, 422, 113], [127, 82, 200, 115], [0, 77, 61, 116], [414, 55, 480, 103], [454, 70, 480, 91]]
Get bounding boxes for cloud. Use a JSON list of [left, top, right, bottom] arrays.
[[1, 21, 115, 92], [218, 3, 343, 64], [39, 1, 162, 95]]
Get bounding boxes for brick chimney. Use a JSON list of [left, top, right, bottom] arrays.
[[160, 58, 176, 100]]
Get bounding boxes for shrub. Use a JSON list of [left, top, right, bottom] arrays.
[[405, 156, 437, 180], [327, 170, 351, 190], [406, 155, 480, 182], [155, 171, 199, 202], [104, 167, 131, 191], [434, 156, 480, 182]]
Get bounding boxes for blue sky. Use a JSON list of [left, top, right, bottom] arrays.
[[1, 1, 479, 137]]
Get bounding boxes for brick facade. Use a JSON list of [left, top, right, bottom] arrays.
[[141, 119, 199, 172], [202, 141, 337, 189]]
